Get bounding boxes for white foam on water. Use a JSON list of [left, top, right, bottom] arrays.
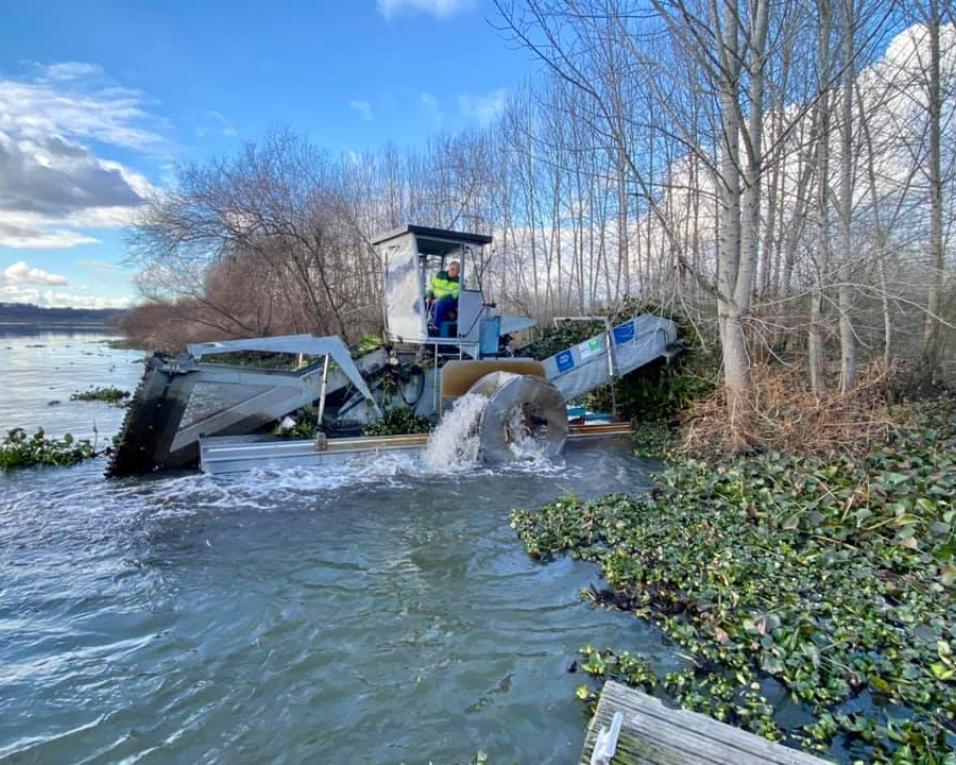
[[94, 391, 569, 513], [422, 392, 488, 472]]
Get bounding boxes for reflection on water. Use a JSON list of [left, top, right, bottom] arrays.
[[0, 332, 674, 764]]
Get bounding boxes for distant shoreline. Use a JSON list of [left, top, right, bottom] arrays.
[[0, 322, 117, 332], [0, 303, 126, 329], [0, 321, 113, 325]]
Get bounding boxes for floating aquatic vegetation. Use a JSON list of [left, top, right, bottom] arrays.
[[70, 386, 130, 405], [1, 427, 95, 470], [513, 399, 956, 763], [631, 420, 676, 458]]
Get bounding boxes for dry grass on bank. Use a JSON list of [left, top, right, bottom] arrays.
[[677, 362, 929, 460]]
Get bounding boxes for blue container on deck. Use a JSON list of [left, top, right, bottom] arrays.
[[567, 405, 613, 425], [479, 316, 501, 357], [566, 405, 586, 422]]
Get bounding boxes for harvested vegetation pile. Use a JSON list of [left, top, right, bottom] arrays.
[[271, 410, 323, 440], [513, 399, 956, 763], [524, 300, 717, 424], [362, 407, 432, 436], [272, 405, 432, 440]]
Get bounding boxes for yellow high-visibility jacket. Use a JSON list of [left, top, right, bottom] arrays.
[[428, 271, 460, 301]]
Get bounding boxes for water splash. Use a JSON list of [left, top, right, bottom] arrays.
[[505, 405, 532, 458], [504, 405, 551, 463], [422, 393, 488, 471]]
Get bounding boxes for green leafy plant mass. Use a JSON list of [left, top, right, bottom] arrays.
[[70, 387, 131, 405], [363, 407, 433, 436], [513, 399, 956, 763], [1, 428, 96, 470]]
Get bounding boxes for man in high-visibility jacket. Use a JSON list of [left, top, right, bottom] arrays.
[[427, 260, 460, 334]]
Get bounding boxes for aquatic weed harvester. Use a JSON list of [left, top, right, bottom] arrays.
[[107, 226, 679, 476]]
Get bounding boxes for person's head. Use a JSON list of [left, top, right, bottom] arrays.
[[447, 261, 460, 278]]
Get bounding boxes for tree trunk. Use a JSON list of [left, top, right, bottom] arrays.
[[716, 0, 751, 443], [809, 0, 832, 394], [837, 0, 857, 393], [920, 0, 944, 380]]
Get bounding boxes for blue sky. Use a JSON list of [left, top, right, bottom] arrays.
[[0, 0, 535, 308]]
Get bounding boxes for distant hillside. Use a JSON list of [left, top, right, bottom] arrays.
[[0, 303, 127, 326]]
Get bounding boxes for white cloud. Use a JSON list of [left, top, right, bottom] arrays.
[[0, 78, 162, 150], [377, 0, 475, 18], [349, 99, 375, 122], [0, 283, 132, 309], [37, 62, 104, 82], [75, 258, 122, 273], [459, 88, 508, 126], [0, 260, 68, 286], [0, 225, 98, 249], [420, 92, 445, 125], [197, 109, 237, 138], [40, 289, 132, 309], [343, 149, 364, 166], [0, 62, 161, 249]]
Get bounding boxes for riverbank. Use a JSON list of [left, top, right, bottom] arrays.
[[513, 396, 956, 763]]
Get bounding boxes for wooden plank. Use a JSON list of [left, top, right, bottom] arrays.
[[581, 681, 832, 765], [568, 422, 634, 437]]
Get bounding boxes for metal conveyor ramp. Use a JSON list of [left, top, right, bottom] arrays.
[[541, 313, 679, 402]]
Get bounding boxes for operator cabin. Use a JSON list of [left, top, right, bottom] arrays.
[[372, 225, 535, 359], [377, 225, 481, 340]]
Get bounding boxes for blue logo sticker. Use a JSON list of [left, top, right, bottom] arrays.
[[556, 350, 575, 372], [613, 321, 635, 345]]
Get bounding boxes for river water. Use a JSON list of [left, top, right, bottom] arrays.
[[0, 328, 146, 441], [1, 330, 677, 764]]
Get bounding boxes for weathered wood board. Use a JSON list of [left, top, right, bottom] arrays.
[[580, 681, 832, 765]]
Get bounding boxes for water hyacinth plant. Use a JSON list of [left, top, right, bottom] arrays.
[[513, 399, 956, 763], [70, 386, 131, 405], [1, 428, 96, 470]]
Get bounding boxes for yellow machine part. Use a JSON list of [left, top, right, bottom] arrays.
[[440, 359, 546, 408]]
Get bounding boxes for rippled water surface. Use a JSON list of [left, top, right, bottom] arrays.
[[1, 329, 146, 440], [1, 332, 675, 764]]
